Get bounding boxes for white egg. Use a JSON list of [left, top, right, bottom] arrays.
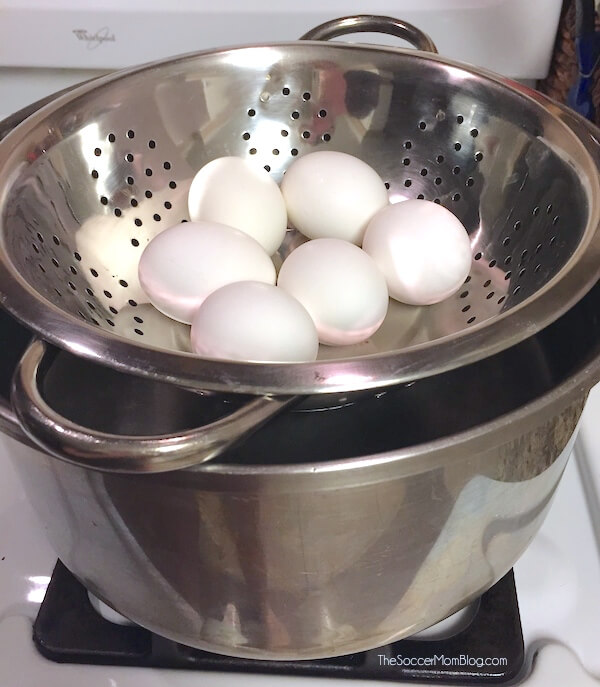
[[362, 199, 472, 306], [277, 238, 389, 346], [191, 281, 319, 362], [187, 157, 287, 255], [280, 151, 389, 245], [138, 221, 276, 324]]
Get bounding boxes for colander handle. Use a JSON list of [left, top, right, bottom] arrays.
[[300, 15, 438, 54], [11, 339, 295, 473]]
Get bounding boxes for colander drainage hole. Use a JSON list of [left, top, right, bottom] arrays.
[[134, 219, 143, 227], [322, 134, 331, 142], [456, 115, 464, 124], [282, 88, 290, 96], [470, 128, 479, 137], [103, 290, 112, 299], [291, 148, 299, 156], [108, 134, 116, 143], [318, 109, 327, 118], [474, 252, 482, 261], [303, 92, 311, 101], [404, 141, 412, 149], [436, 155, 444, 163], [242, 132, 250, 140], [403, 158, 410, 166], [384, 182, 390, 189], [128, 299, 138, 307], [461, 305, 470, 313], [417, 193, 425, 199], [127, 130, 135, 139], [125, 153, 134, 162], [134, 329, 144, 336], [291, 111, 300, 120], [498, 296, 506, 304], [302, 132, 310, 139], [453, 166, 460, 175], [109, 306, 118, 315], [475, 152, 484, 162], [454, 143, 461, 151], [467, 316, 476, 324], [452, 193, 461, 201], [148, 140, 156, 149]]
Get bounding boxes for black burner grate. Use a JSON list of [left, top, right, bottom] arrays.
[[33, 561, 524, 683]]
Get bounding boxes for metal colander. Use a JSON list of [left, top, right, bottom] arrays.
[[1, 15, 600, 396]]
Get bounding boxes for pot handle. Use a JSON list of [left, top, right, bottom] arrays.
[[11, 339, 295, 473], [300, 15, 438, 54]]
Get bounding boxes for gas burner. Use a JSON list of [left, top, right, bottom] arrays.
[[33, 561, 524, 683]]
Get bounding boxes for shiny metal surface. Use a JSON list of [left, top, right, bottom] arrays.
[[300, 14, 438, 53], [2, 381, 587, 659], [12, 340, 293, 472], [2, 278, 600, 657], [0, 18, 599, 396]]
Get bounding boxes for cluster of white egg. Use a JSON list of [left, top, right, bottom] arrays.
[[138, 151, 472, 363]]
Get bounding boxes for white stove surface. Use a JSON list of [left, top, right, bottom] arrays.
[[1, 385, 600, 686]]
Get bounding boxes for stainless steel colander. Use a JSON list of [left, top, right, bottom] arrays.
[[2, 16, 600, 470]]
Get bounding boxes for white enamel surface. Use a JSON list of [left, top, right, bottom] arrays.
[[187, 157, 287, 255], [138, 221, 276, 324], [280, 151, 389, 245], [190, 281, 319, 362], [277, 238, 388, 346], [363, 200, 472, 306]]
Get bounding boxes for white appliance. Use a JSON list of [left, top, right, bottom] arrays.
[[0, 0, 562, 118], [3, 1, 600, 685]]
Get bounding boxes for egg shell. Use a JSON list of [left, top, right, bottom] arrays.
[[191, 281, 319, 362], [138, 221, 276, 324], [280, 151, 389, 245], [277, 238, 389, 346], [187, 156, 287, 255], [362, 199, 472, 306]]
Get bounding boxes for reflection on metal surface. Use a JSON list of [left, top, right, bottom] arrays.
[[0, 36, 599, 395]]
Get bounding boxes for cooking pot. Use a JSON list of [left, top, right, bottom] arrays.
[[1, 15, 600, 660], [2, 274, 600, 658]]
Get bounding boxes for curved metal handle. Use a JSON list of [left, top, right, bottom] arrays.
[[300, 15, 438, 54], [11, 339, 295, 473]]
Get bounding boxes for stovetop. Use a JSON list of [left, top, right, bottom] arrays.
[[1, 387, 600, 686]]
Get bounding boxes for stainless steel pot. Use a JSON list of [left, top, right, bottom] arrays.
[[2, 278, 600, 659]]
